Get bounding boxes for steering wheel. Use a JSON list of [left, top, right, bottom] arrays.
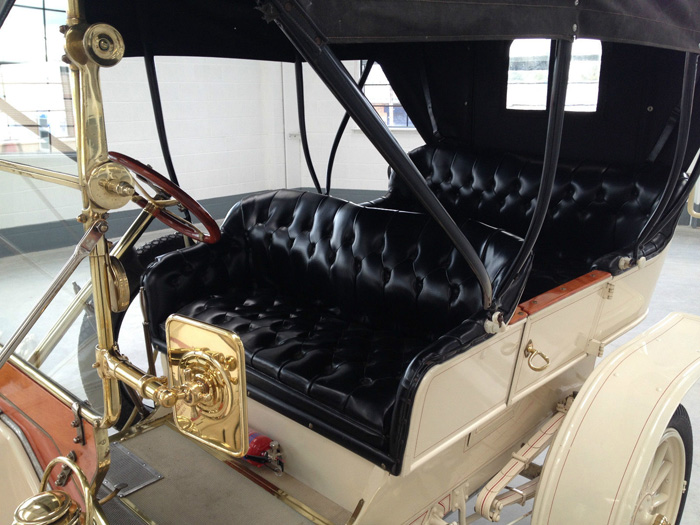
[[109, 151, 221, 244]]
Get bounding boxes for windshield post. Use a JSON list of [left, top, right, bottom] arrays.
[[264, 1, 495, 312], [63, 0, 124, 428]]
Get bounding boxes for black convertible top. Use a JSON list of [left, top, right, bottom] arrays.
[[81, 0, 700, 60]]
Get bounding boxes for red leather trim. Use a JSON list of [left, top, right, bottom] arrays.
[[519, 270, 611, 315], [0, 362, 99, 505]]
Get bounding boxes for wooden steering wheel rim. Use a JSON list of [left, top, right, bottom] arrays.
[[108, 151, 220, 244]]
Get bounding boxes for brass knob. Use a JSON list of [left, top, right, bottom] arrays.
[[13, 490, 81, 525], [524, 340, 550, 372]]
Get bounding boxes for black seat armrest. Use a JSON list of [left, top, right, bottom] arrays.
[[141, 237, 244, 346]]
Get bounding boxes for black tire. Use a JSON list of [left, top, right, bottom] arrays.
[[633, 404, 693, 524], [670, 404, 693, 523], [78, 233, 187, 428]]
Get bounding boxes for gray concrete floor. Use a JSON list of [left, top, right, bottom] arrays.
[[0, 225, 699, 523]]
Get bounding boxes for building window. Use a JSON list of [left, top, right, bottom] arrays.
[[362, 61, 414, 128], [0, 2, 75, 155], [507, 38, 602, 112], [507, 39, 551, 111], [565, 39, 603, 112]]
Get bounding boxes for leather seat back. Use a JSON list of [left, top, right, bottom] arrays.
[[222, 190, 524, 336], [375, 144, 670, 270]]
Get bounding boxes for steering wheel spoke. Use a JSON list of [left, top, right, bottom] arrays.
[[109, 151, 220, 244]]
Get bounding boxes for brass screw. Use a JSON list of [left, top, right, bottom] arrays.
[[77, 213, 88, 223]]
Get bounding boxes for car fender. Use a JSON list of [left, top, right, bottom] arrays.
[[532, 312, 700, 525]]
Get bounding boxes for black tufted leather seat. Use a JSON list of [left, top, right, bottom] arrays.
[[367, 144, 676, 297], [142, 189, 529, 470]]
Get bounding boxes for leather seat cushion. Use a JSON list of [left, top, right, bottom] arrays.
[[144, 190, 527, 453], [175, 286, 431, 440]]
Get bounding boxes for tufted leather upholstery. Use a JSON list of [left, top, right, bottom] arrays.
[[368, 144, 675, 296], [142, 189, 528, 470]]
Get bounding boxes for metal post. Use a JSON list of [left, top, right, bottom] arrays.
[[504, 39, 572, 288], [636, 53, 698, 257]]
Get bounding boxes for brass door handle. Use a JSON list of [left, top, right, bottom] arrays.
[[525, 340, 550, 372]]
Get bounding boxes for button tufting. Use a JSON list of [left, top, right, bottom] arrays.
[[382, 268, 391, 283], [354, 257, 362, 272], [415, 279, 423, 292]]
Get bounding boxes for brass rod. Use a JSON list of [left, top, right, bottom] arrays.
[[0, 159, 80, 189], [0, 221, 105, 369], [28, 209, 155, 367]]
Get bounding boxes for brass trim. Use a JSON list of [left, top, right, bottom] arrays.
[[0, 160, 80, 190], [38, 456, 110, 525], [166, 315, 248, 458], [225, 460, 336, 525], [2, 355, 111, 487], [107, 256, 130, 312], [117, 497, 158, 525], [346, 499, 365, 525], [28, 209, 155, 368]]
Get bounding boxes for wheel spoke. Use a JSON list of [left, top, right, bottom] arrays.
[[652, 492, 670, 509], [649, 441, 670, 484], [651, 460, 673, 494]]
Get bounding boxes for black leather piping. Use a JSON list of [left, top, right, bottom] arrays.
[[388, 254, 531, 474]]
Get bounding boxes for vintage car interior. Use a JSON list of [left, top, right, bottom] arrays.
[[1, 0, 699, 523], [137, 40, 699, 475]]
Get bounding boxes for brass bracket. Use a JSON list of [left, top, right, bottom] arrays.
[[55, 450, 77, 487], [71, 402, 85, 445]]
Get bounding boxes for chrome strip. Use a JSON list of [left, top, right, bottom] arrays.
[[0, 409, 44, 480]]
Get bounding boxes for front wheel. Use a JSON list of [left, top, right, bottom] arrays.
[[632, 405, 693, 525]]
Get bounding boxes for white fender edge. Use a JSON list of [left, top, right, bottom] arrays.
[[532, 312, 700, 525]]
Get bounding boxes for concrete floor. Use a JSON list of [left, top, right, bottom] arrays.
[[0, 224, 699, 523]]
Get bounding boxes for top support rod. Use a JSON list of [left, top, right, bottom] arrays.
[[635, 53, 698, 259], [504, 39, 572, 287], [264, 1, 494, 311]]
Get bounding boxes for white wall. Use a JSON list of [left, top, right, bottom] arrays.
[[282, 62, 424, 192], [102, 56, 288, 203], [1, 56, 423, 230]]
